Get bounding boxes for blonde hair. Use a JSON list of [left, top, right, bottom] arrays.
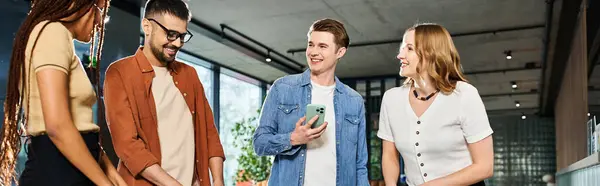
[[403, 23, 468, 94]]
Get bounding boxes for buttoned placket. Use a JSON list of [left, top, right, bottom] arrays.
[[415, 118, 427, 179]]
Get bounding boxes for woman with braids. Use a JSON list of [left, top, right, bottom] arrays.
[[0, 0, 126, 185]]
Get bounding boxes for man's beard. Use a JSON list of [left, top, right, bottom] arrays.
[[150, 42, 179, 64]]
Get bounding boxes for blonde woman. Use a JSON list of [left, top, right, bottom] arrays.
[[378, 23, 494, 186]]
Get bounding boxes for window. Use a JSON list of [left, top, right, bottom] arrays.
[[219, 70, 262, 186], [345, 77, 405, 183]]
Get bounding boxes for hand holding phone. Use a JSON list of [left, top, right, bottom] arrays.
[[289, 104, 328, 146], [305, 104, 326, 129]]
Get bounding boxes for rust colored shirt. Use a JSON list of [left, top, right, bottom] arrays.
[[103, 48, 225, 186]]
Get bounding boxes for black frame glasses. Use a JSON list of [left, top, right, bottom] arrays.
[[147, 18, 193, 43]]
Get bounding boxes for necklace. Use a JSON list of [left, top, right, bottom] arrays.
[[413, 89, 439, 101]]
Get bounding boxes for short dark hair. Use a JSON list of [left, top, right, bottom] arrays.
[[144, 0, 191, 21], [308, 18, 350, 49]]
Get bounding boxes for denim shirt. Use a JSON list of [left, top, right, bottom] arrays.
[[253, 70, 369, 186]]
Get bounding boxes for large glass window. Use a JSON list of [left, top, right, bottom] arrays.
[[348, 77, 405, 184], [219, 69, 262, 186]]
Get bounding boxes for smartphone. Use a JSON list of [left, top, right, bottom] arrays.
[[306, 104, 326, 129]]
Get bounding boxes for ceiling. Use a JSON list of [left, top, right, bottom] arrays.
[[115, 0, 600, 115], [3, 0, 599, 116], [178, 0, 546, 114], [185, 0, 545, 78]]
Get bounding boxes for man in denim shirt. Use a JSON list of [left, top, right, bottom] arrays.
[[253, 18, 369, 186]]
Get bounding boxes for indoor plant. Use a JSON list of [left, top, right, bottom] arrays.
[[231, 110, 272, 186]]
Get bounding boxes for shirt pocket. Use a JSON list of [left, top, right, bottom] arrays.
[[277, 104, 299, 114], [344, 114, 360, 143], [277, 103, 300, 133]]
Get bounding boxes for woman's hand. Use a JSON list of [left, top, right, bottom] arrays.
[[100, 152, 127, 186]]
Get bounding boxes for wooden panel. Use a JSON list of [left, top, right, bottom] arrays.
[[555, 4, 589, 170]]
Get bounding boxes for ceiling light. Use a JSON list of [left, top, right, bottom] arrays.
[[505, 50, 512, 60], [588, 113, 591, 117], [521, 114, 526, 120], [511, 81, 518, 89], [515, 101, 521, 108], [265, 50, 272, 62]]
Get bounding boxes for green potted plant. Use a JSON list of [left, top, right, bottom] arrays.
[[232, 110, 272, 186]]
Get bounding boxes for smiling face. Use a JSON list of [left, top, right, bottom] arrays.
[[141, 0, 192, 65], [397, 29, 423, 79], [397, 23, 469, 93], [142, 13, 188, 65], [306, 31, 346, 75]]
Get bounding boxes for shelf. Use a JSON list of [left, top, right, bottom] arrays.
[[556, 152, 600, 175]]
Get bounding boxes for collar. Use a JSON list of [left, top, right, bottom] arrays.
[[134, 47, 179, 74], [300, 69, 346, 94]]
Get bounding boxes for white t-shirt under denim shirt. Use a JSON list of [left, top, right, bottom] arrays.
[[303, 81, 337, 186], [377, 81, 493, 186]]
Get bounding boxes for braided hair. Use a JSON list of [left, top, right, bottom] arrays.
[[0, 0, 110, 184]]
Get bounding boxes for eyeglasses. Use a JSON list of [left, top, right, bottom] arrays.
[[147, 18, 193, 43]]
